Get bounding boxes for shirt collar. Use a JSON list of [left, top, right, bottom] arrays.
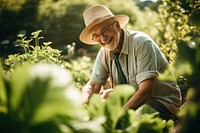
[[109, 29, 129, 58], [121, 29, 129, 55]]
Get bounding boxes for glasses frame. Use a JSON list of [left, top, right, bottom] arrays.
[[91, 21, 116, 42]]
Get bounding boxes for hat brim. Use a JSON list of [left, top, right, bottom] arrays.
[[79, 15, 129, 45]]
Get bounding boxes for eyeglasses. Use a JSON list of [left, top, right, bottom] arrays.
[[91, 21, 116, 42]]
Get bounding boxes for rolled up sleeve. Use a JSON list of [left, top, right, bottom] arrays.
[[136, 40, 160, 84], [136, 70, 159, 84]]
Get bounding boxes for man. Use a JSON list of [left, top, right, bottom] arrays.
[[79, 5, 182, 120]]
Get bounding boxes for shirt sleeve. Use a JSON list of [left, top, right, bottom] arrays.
[[135, 40, 160, 84], [91, 49, 109, 85]]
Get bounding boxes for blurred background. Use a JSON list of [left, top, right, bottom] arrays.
[[0, 1, 200, 132], [0, 0, 162, 57], [0, 0, 200, 88]]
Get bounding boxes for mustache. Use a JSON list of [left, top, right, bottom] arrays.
[[102, 36, 112, 44]]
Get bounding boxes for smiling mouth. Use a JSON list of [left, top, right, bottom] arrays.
[[104, 37, 112, 45]]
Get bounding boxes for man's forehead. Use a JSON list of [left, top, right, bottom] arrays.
[[90, 18, 116, 31]]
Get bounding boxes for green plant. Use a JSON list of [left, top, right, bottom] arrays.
[[0, 63, 175, 133], [4, 30, 65, 75], [65, 56, 93, 89], [86, 85, 174, 133], [3, 30, 93, 89], [0, 63, 105, 133], [157, 0, 200, 88], [157, 1, 200, 132]]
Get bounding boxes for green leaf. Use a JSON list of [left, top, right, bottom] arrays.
[[0, 64, 7, 113], [17, 34, 25, 38], [87, 94, 105, 119], [43, 42, 52, 46], [104, 85, 135, 130], [9, 64, 30, 113], [128, 115, 168, 133], [9, 63, 87, 126], [35, 46, 40, 51], [87, 85, 136, 132], [31, 30, 42, 38], [136, 104, 159, 116], [72, 117, 105, 133]]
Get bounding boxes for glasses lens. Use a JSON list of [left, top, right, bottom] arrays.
[[92, 21, 116, 42], [92, 34, 100, 41]]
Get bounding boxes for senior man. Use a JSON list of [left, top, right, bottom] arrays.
[[79, 5, 182, 121]]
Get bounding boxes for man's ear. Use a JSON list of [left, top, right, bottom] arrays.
[[115, 21, 121, 29]]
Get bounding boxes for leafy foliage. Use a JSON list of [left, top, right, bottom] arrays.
[[3, 30, 93, 89], [86, 85, 174, 133], [66, 56, 93, 89], [157, 0, 200, 89], [157, 1, 200, 133], [1, 1, 200, 132], [157, 0, 190, 62], [0, 63, 175, 133], [0, 63, 105, 133], [4, 30, 64, 75]]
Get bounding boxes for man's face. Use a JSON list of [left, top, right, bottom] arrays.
[[89, 19, 121, 50]]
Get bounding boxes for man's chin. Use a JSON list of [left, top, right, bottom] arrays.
[[105, 44, 114, 50], [105, 41, 114, 49]]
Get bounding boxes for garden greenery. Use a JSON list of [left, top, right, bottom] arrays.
[[0, 30, 176, 133], [0, 63, 174, 133], [3, 30, 93, 89], [1, 0, 200, 132]]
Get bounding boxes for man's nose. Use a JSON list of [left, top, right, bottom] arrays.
[[100, 35, 109, 43]]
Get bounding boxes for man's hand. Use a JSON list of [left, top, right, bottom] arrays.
[[100, 88, 114, 99], [81, 80, 102, 104], [81, 84, 92, 103]]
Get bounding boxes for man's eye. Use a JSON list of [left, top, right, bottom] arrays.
[[92, 34, 100, 41], [94, 34, 100, 38], [102, 28, 109, 34]]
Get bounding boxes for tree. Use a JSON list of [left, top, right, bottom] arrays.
[[157, 1, 200, 132], [0, 0, 160, 57], [157, 0, 200, 89]]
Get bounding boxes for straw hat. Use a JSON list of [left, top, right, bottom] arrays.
[[79, 5, 129, 44]]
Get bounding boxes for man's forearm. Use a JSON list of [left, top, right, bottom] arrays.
[[123, 88, 152, 109], [123, 78, 154, 109]]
